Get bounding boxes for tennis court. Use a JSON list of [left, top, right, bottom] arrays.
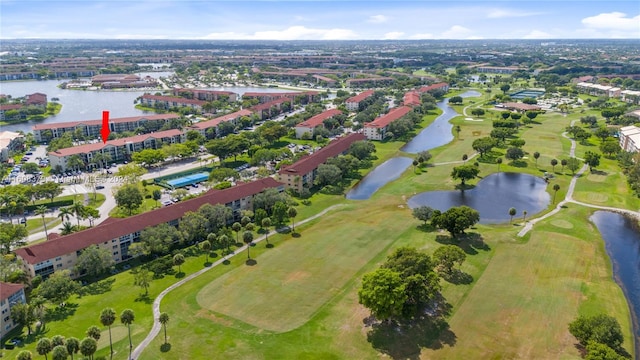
[[166, 172, 209, 188], [510, 89, 545, 99]]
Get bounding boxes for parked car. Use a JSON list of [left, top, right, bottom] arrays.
[[96, 185, 105, 190]]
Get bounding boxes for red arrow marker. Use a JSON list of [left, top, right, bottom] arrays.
[[100, 111, 110, 143]]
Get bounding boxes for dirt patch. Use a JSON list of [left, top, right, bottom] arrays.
[[586, 174, 607, 182], [195, 309, 234, 327], [585, 193, 608, 203], [283, 271, 310, 284]]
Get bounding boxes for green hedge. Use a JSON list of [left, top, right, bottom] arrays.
[[0, 199, 74, 216]]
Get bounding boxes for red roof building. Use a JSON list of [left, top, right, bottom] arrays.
[[294, 109, 342, 138], [0, 282, 26, 338], [171, 88, 238, 102], [32, 114, 180, 142], [499, 102, 542, 112], [47, 129, 184, 171], [417, 82, 450, 94], [345, 90, 374, 111], [25, 92, 47, 107], [278, 133, 366, 191], [363, 106, 412, 141], [242, 91, 319, 104], [140, 94, 206, 111], [188, 109, 254, 137], [14, 178, 284, 279], [249, 98, 292, 120], [403, 91, 421, 107]]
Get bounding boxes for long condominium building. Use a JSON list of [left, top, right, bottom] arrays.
[[171, 88, 238, 102], [295, 109, 343, 138], [140, 94, 207, 112], [363, 106, 412, 140], [188, 109, 254, 138], [242, 91, 319, 104], [14, 178, 284, 279], [278, 133, 366, 192], [48, 129, 184, 171], [0, 282, 26, 339], [619, 125, 640, 152], [33, 114, 180, 142], [345, 90, 374, 111]]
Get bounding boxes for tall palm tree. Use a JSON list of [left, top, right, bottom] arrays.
[[287, 207, 297, 233], [201, 238, 212, 264], [60, 222, 75, 235], [159, 312, 170, 344], [243, 231, 254, 259], [553, 184, 561, 203], [79, 337, 97, 360], [99, 308, 116, 359], [35, 205, 49, 240], [36, 338, 52, 360], [71, 202, 85, 228], [65, 337, 80, 360], [120, 309, 135, 359], [261, 217, 271, 246]]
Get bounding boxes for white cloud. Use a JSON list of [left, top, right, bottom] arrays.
[[382, 31, 404, 40], [441, 25, 472, 39], [368, 15, 388, 24], [202, 26, 358, 40], [409, 33, 434, 40], [487, 9, 543, 19], [523, 30, 553, 39], [582, 12, 640, 31]]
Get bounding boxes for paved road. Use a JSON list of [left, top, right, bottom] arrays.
[[517, 119, 638, 237], [130, 204, 344, 360]]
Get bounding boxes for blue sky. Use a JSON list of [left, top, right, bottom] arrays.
[[1, 1, 638, 40]]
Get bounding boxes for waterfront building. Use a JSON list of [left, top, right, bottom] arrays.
[[363, 106, 412, 141], [294, 109, 343, 139]]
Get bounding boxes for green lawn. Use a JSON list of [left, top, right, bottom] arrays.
[[4, 89, 636, 360], [25, 217, 61, 233]]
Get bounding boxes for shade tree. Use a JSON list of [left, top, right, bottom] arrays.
[[432, 206, 480, 237]]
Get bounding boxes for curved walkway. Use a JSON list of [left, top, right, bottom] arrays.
[[518, 119, 638, 236], [131, 204, 344, 359]]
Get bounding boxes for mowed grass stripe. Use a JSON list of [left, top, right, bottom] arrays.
[[195, 203, 413, 333]]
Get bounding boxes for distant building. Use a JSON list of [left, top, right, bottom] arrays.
[[475, 66, 525, 74], [363, 106, 412, 140], [0, 104, 23, 121], [417, 82, 450, 94], [619, 125, 640, 152], [621, 90, 640, 105], [249, 98, 291, 120], [575, 82, 622, 98], [403, 91, 421, 107], [140, 94, 206, 112], [0, 131, 24, 162], [242, 91, 319, 104], [498, 102, 542, 113], [48, 129, 184, 171], [294, 109, 343, 138], [171, 88, 238, 102], [25, 92, 47, 107], [0, 282, 26, 339], [188, 109, 254, 138], [278, 133, 366, 192], [345, 90, 374, 112], [346, 77, 393, 88], [33, 114, 180, 142], [14, 178, 284, 279]]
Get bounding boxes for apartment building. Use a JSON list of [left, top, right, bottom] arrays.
[[619, 125, 640, 153], [621, 90, 640, 105], [278, 133, 366, 192], [417, 82, 450, 94], [48, 129, 184, 171], [171, 88, 238, 102], [576, 82, 622, 98], [33, 114, 180, 142], [403, 91, 421, 107], [242, 91, 319, 104], [294, 109, 343, 138], [0, 131, 25, 162], [140, 94, 206, 112], [0, 282, 26, 339], [363, 106, 412, 141], [188, 109, 254, 139], [14, 178, 284, 279], [249, 98, 291, 120], [345, 90, 374, 112]]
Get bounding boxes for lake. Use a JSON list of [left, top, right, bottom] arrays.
[[345, 157, 414, 200], [590, 211, 640, 356], [0, 78, 299, 133], [406, 172, 550, 224]]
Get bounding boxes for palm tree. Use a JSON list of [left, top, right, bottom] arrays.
[[100, 308, 116, 358], [86, 326, 101, 341], [201, 239, 212, 264], [551, 159, 558, 173], [71, 202, 84, 228], [522, 210, 528, 222], [287, 207, 297, 233], [67, 155, 85, 172], [159, 312, 170, 344], [561, 159, 568, 173], [36, 338, 52, 360], [65, 337, 80, 360], [51, 345, 68, 360], [60, 222, 75, 235], [51, 335, 65, 347], [35, 205, 49, 240], [243, 231, 254, 259], [533, 152, 540, 167], [232, 222, 241, 243], [16, 350, 33, 360], [120, 309, 135, 359], [553, 184, 561, 203], [262, 217, 272, 246], [173, 253, 185, 274], [58, 207, 73, 223], [462, 154, 468, 163], [496, 157, 503, 172], [509, 207, 516, 224], [218, 234, 230, 255], [412, 159, 419, 173], [79, 338, 97, 360]]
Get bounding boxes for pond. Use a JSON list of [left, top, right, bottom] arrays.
[[346, 90, 481, 200], [406, 172, 550, 224], [590, 211, 640, 356], [401, 90, 481, 154], [345, 157, 414, 200]]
